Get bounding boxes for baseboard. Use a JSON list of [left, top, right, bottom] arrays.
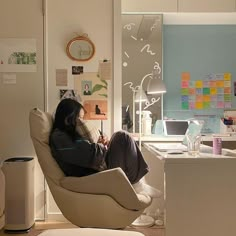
[[46, 213, 68, 222]]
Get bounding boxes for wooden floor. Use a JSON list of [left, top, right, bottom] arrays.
[[0, 220, 165, 236]]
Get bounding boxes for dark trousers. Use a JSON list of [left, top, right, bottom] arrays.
[[105, 131, 149, 184]]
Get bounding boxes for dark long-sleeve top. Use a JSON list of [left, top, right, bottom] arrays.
[[49, 128, 107, 177]]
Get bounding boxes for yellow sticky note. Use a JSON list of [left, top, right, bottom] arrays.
[[224, 73, 231, 80], [210, 88, 217, 95], [195, 80, 203, 88], [195, 102, 203, 109]]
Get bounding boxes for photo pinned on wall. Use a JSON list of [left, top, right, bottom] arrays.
[[72, 66, 83, 75], [74, 72, 108, 99], [83, 100, 108, 120], [74, 72, 108, 120], [81, 80, 92, 96], [60, 89, 82, 102]]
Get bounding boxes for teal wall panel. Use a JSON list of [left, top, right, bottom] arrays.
[[162, 25, 236, 133]]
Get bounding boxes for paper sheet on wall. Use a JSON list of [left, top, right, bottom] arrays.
[[56, 69, 67, 86], [98, 60, 111, 80]]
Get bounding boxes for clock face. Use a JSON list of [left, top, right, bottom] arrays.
[[66, 36, 95, 62], [122, 14, 163, 132]]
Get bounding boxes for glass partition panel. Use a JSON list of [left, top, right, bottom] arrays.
[[122, 14, 163, 133]]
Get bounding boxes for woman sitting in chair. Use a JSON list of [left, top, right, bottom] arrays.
[[49, 98, 161, 198]]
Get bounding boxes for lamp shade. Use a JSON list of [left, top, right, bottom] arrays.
[[134, 87, 148, 102], [147, 77, 166, 94]]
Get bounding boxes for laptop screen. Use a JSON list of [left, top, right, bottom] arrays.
[[163, 120, 189, 136]]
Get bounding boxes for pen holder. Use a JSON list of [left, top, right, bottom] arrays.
[[186, 134, 201, 157]]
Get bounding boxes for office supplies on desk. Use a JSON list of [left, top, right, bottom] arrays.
[[182, 120, 204, 146], [150, 120, 204, 152]]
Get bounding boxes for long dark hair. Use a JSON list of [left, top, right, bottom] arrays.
[[52, 98, 84, 139]]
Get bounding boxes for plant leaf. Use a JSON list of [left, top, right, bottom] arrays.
[[101, 79, 108, 88], [92, 84, 106, 93], [98, 94, 107, 98]]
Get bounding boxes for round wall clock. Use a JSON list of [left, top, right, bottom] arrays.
[[66, 35, 95, 62]]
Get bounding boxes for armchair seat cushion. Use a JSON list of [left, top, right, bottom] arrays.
[[60, 168, 151, 210]]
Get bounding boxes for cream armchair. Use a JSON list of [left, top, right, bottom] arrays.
[[29, 108, 151, 229], [0, 167, 5, 230]]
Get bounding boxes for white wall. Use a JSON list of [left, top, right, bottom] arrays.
[[45, 0, 113, 218], [122, 0, 236, 12], [46, 0, 113, 133], [0, 0, 45, 220]]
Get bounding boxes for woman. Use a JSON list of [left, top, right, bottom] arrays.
[[49, 98, 161, 197]]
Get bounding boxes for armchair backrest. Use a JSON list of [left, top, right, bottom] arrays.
[[29, 108, 64, 185]]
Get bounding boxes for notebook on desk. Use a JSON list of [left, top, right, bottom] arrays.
[[150, 142, 188, 152]]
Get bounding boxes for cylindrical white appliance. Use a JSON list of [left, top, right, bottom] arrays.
[[2, 157, 34, 232]]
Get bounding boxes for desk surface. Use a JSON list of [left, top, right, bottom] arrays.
[[134, 133, 236, 142], [144, 142, 236, 163]]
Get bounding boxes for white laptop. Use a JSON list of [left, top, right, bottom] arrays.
[[163, 120, 190, 136]]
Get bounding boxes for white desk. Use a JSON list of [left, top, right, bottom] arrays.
[[135, 133, 236, 142], [134, 134, 236, 150], [144, 143, 236, 236]]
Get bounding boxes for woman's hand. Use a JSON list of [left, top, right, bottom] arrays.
[[98, 135, 109, 146]]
